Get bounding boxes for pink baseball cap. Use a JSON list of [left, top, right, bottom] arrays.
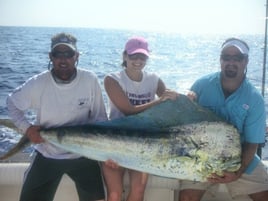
[[124, 37, 149, 56]]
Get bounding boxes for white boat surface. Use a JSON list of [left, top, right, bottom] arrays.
[[1, 159, 267, 201]]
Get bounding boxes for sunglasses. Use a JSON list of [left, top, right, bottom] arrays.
[[51, 50, 75, 59], [220, 54, 246, 62], [128, 53, 148, 61]]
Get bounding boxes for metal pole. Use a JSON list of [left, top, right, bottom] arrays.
[[258, 0, 268, 158], [262, 0, 268, 97]]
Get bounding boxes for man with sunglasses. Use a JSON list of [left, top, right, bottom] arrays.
[[179, 38, 268, 201], [6, 33, 107, 201]]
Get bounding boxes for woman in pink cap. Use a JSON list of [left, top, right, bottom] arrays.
[[101, 36, 178, 201]]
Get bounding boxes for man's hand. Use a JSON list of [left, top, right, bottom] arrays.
[[25, 125, 44, 144], [186, 90, 197, 101], [207, 171, 241, 183]]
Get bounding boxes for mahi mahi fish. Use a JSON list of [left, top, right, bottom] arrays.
[[0, 95, 241, 182]]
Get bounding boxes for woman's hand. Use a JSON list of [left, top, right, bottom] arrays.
[[159, 89, 179, 102], [104, 159, 120, 169]]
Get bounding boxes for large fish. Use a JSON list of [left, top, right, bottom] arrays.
[[0, 95, 241, 182]]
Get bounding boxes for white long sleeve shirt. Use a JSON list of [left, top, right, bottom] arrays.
[[7, 68, 107, 159]]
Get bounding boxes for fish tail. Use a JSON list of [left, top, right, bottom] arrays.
[[0, 119, 18, 131], [0, 135, 30, 160]]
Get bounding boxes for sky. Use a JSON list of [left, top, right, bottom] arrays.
[[0, 0, 266, 35]]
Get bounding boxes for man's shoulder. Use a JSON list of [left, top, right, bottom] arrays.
[[194, 72, 219, 85], [77, 68, 93, 74], [243, 78, 263, 96], [28, 70, 50, 82], [77, 68, 97, 78]]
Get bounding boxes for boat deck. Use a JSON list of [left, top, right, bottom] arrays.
[[2, 162, 266, 201]]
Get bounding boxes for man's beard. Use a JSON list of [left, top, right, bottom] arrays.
[[224, 69, 237, 78]]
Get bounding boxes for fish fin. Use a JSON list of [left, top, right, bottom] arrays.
[[0, 135, 30, 160]]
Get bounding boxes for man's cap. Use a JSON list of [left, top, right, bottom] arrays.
[[51, 33, 77, 51], [221, 38, 249, 55], [125, 37, 149, 56]]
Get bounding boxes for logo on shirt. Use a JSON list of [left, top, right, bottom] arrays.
[[77, 98, 90, 109], [242, 104, 249, 110], [127, 92, 151, 105]]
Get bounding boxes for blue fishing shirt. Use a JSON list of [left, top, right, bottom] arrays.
[[190, 72, 266, 174]]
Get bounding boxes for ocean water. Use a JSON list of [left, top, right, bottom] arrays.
[[0, 26, 267, 160]]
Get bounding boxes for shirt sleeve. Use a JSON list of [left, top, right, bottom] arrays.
[[243, 96, 266, 143], [6, 95, 31, 133]]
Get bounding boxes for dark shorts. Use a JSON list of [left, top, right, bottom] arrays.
[[19, 152, 105, 201]]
